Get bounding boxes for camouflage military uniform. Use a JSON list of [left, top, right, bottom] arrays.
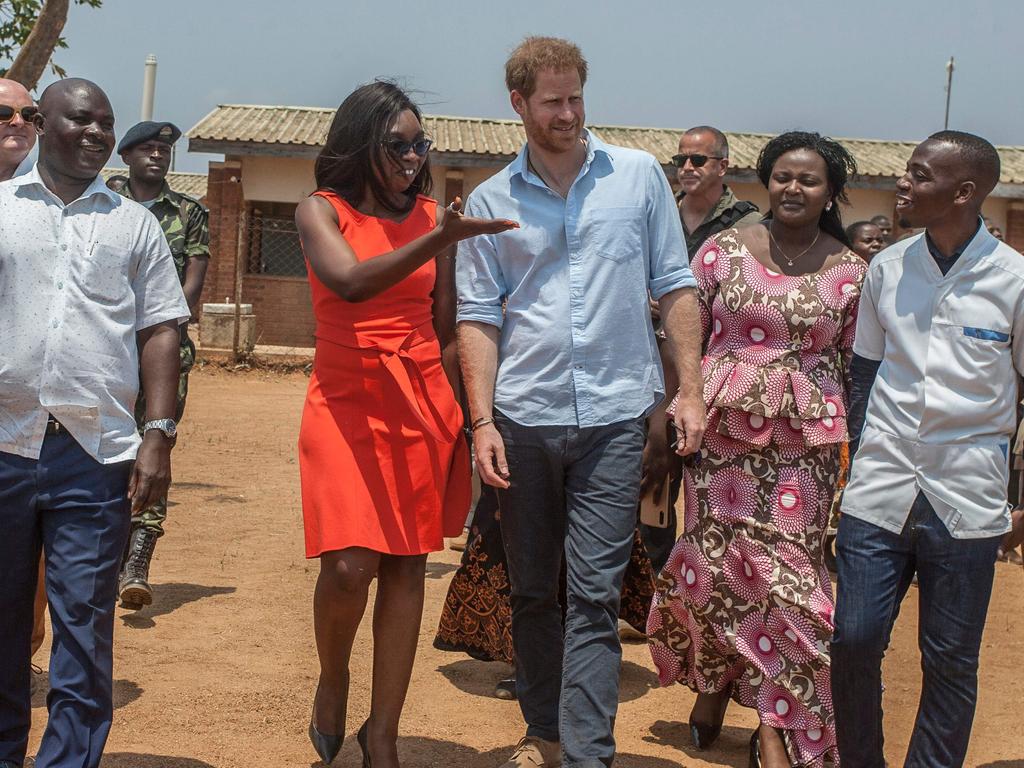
[[121, 181, 209, 536]]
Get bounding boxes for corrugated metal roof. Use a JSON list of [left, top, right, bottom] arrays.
[[101, 167, 208, 200], [188, 104, 1024, 184]]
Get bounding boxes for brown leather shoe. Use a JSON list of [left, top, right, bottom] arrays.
[[501, 736, 562, 767]]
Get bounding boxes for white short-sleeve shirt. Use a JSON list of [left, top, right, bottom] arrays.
[[843, 224, 1024, 538], [0, 165, 190, 464]]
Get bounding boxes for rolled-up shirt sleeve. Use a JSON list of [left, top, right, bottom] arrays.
[[132, 214, 190, 330], [456, 194, 506, 328], [645, 158, 695, 299]]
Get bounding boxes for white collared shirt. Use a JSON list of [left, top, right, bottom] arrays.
[[0, 165, 189, 464], [843, 224, 1024, 538]]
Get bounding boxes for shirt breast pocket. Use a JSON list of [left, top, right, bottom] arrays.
[[586, 206, 644, 264], [934, 318, 1011, 381], [76, 243, 132, 304]]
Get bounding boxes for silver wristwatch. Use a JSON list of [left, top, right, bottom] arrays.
[[143, 418, 178, 440]]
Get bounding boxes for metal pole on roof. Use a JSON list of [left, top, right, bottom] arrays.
[[141, 55, 157, 121], [944, 56, 955, 130]]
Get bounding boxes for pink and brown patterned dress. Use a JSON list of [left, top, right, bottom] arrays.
[[647, 229, 866, 767]]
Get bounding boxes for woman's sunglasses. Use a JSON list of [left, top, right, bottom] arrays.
[[381, 137, 433, 158], [0, 105, 39, 125], [670, 153, 723, 168]]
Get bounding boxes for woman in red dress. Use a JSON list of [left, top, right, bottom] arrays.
[[295, 81, 516, 767]]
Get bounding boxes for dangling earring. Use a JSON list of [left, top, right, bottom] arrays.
[[826, 201, 833, 211]]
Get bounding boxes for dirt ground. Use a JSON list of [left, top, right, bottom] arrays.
[[25, 367, 1024, 768]]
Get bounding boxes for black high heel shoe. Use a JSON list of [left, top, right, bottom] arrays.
[[308, 719, 343, 765], [688, 685, 732, 750], [357, 719, 371, 767], [748, 728, 761, 768], [308, 687, 343, 765]]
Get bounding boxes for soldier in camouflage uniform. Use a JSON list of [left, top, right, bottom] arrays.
[[115, 121, 210, 609]]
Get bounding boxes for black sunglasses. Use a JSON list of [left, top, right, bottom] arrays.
[[381, 137, 433, 158], [670, 153, 724, 168], [0, 105, 38, 124]]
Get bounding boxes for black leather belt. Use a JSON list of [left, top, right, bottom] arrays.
[[45, 416, 64, 435]]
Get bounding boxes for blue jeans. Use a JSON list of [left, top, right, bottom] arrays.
[[831, 492, 1001, 768], [495, 412, 645, 768], [0, 431, 132, 768]]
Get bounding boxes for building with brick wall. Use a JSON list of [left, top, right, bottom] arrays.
[[187, 104, 1024, 349]]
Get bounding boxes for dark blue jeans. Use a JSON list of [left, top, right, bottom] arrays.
[[0, 431, 132, 768], [831, 492, 1001, 768], [494, 412, 645, 768]]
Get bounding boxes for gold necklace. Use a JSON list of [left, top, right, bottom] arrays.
[[768, 221, 820, 266]]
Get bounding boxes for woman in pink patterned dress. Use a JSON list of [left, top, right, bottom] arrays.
[[647, 132, 865, 768]]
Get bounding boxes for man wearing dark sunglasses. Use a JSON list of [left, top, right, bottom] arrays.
[[0, 78, 36, 182], [672, 125, 760, 257]]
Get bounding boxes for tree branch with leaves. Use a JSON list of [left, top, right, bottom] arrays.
[[0, 0, 101, 90]]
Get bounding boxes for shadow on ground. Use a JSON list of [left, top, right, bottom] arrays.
[[645, 718, 751, 768], [425, 561, 458, 579], [315, 736, 683, 768], [120, 583, 236, 628], [101, 754, 217, 767], [436, 658, 660, 704], [32, 678, 142, 711], [171, 481, 227, 491], [619, 660, 660, 703], [437, 658, 514, 699]]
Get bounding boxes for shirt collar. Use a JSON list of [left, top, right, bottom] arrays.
[[511, 128, 608, 183], [675, 185, 739, 229], [121, 180, 174, 206], [924, 217, 985, 263], [12, 162, 120, 206]]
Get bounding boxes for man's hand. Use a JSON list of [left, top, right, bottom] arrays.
[[473, 423, 510, 489], [640, 433, 670, 502], [998, 506, 1024, 560], [128, 432, 173, 512], [671, 392, 706, 457]]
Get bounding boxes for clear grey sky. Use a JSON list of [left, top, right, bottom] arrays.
[[29, 0, 1024, 174]]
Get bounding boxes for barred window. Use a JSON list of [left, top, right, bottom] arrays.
[[246, 201, 306, 277]]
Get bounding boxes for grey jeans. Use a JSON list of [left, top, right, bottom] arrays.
[[494, 411, 645, 768]]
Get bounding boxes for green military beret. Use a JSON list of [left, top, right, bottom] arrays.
[[118, 121, 182, 153]]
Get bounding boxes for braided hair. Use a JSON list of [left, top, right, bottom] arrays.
[[756, 131, 858, 248]]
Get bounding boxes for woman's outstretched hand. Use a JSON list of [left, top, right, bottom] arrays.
[[439, 196, 518, 244]]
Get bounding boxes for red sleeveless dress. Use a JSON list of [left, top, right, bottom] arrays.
[[298, 191, 470, 557]]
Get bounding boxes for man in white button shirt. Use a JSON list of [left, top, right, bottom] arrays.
[[0, 79, 189, 768], [831, 131, 1024, 768]]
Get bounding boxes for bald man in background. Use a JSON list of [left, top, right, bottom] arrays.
[[0, 78, 35, 181]]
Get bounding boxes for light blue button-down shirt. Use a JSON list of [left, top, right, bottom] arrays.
[[456, 132, 695, 427]]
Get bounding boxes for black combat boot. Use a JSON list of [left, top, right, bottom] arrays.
[[119, 527, 157, 609]]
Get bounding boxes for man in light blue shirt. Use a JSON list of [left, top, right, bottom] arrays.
[[456, 37, 704, 768]]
